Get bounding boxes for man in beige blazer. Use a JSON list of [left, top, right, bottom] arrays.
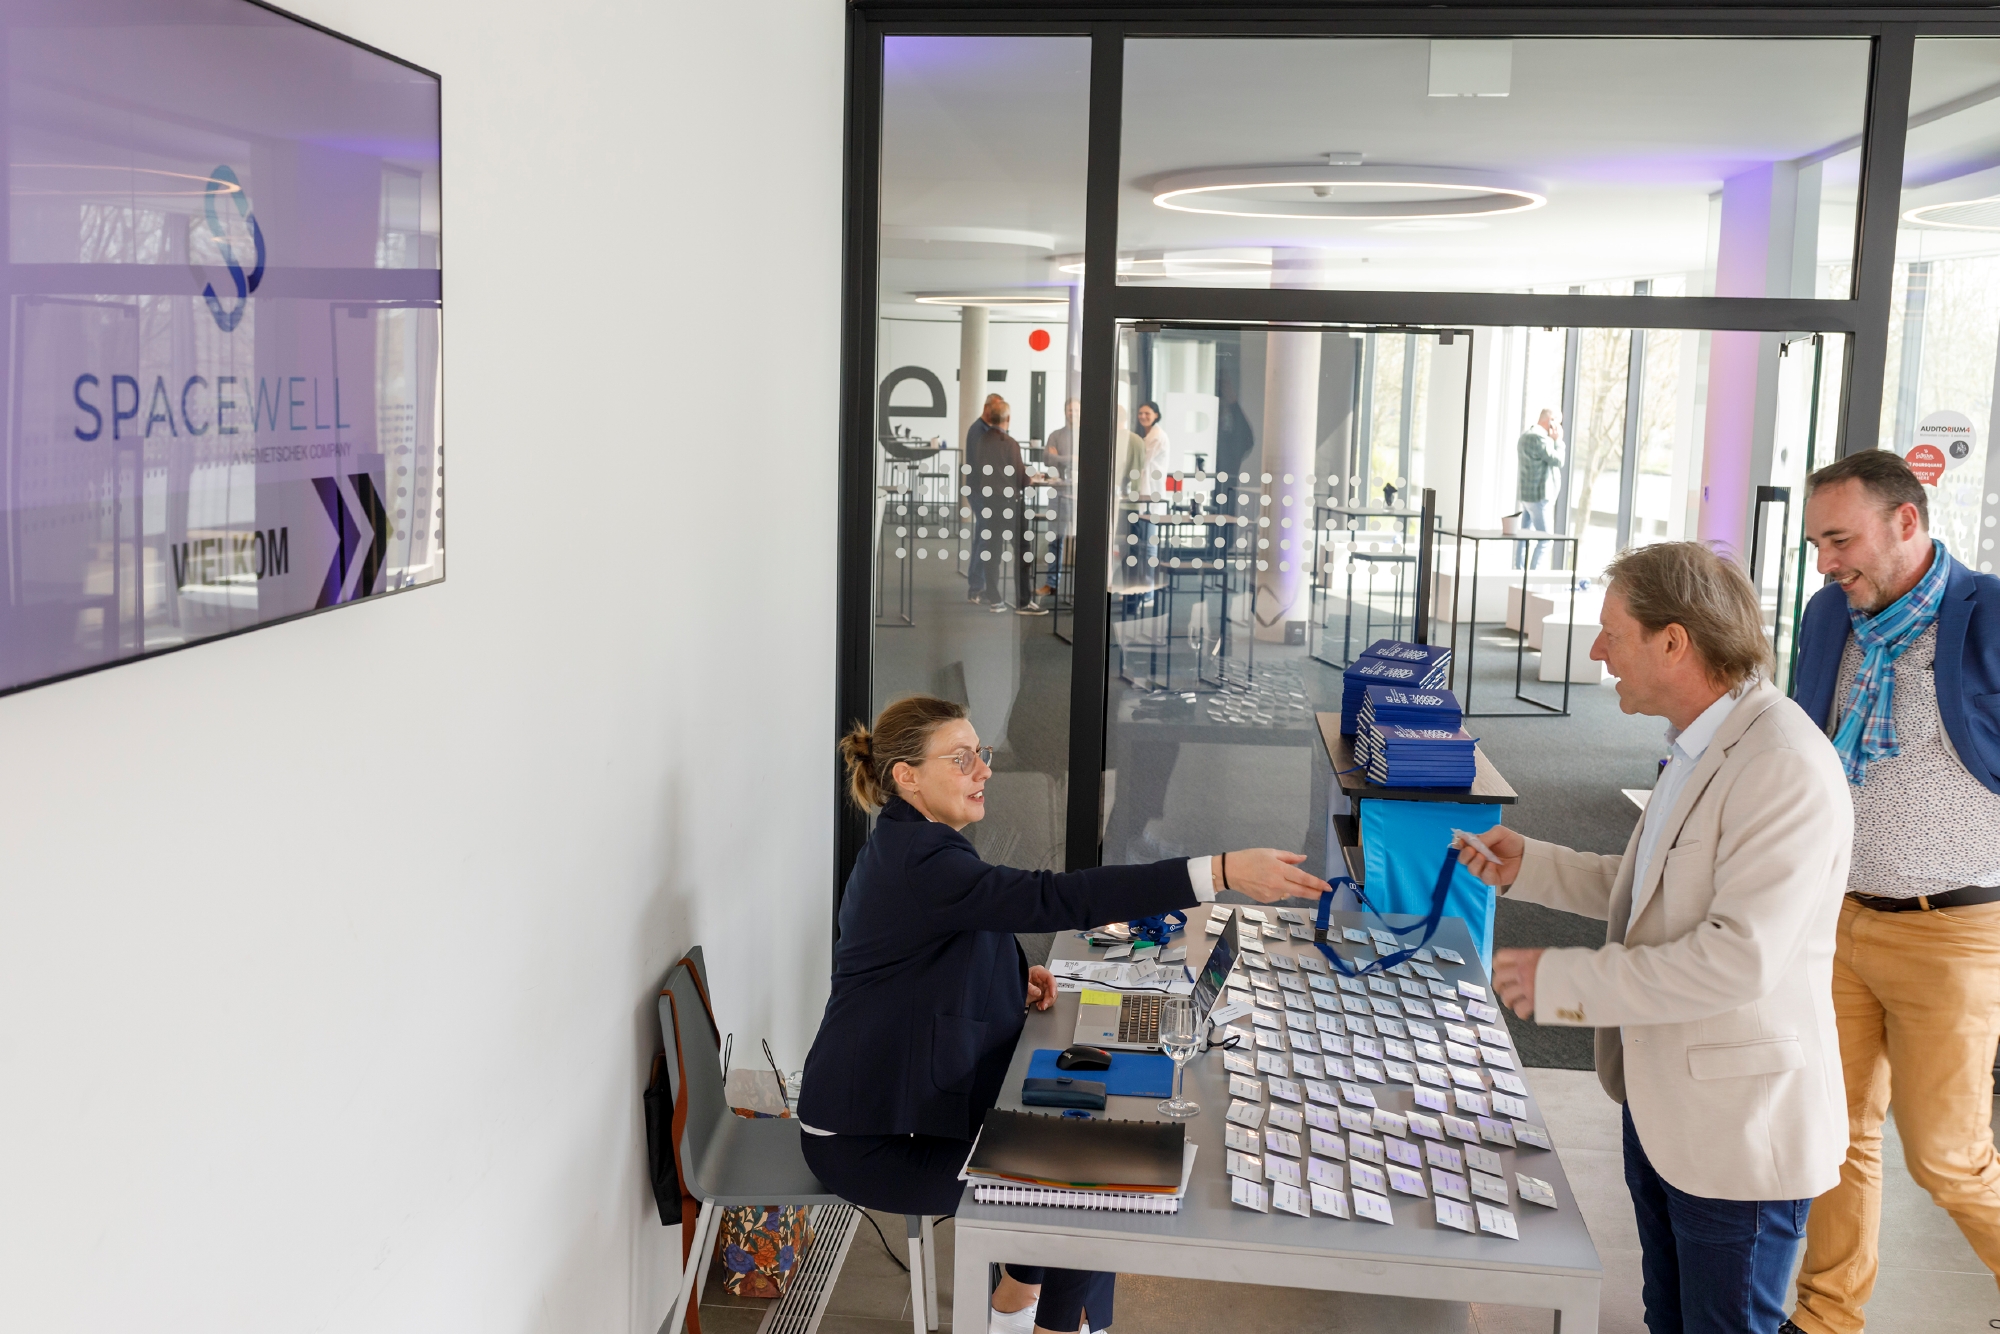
[[1458, 541, 1853, 1334]]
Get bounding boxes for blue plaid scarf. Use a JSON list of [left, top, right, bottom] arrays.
[[1831, 539, 1950, 786]]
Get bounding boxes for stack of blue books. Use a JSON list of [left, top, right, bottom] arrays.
[[1354, 683, 1464, 768], [1363, 724, 1479, 788], [1339, 640, 1452, 735]]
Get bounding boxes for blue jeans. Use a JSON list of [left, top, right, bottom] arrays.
[[1622, 1105, 1809, 1334], [1512, 498, 1551, 569]]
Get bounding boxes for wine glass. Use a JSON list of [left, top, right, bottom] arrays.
[[1157, 995, 1202, 1118]]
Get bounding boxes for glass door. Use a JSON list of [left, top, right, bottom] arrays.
[[1098, 322, 1469, 873]]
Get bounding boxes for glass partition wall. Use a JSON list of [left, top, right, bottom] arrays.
[[865, 36, 1089, 871], [842, 18, 1944, 894]]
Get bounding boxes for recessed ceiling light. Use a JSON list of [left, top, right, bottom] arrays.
[[1152, 165, 1545, 221], [1903, 197, 2000, 232]]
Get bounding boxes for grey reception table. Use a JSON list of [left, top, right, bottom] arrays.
[[951, 903, 1603, 1332]]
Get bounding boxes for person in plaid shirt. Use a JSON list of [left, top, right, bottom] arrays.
[[1514, 408, 1563, 569]]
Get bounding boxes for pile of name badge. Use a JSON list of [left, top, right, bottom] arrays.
[[1340, 640, 1453, 737], [1355, 684, 1475, 788]]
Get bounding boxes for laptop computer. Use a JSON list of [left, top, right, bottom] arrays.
[[1073, 911, 1241, 1051]]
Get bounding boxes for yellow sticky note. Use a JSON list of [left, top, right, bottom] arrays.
[[1080, 989, 1123, 1007]]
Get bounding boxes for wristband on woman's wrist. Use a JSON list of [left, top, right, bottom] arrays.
[[1219, 852, 1231, 892]]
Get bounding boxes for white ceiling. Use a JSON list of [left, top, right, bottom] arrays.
[[879, 33, 2000, 308]]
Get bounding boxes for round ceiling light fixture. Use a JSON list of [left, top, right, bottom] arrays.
[[912, 291, 1070, 308], [1902, 196, 2000, 232], [1056, 251, 1272, 279], [1152, 165, 1546, 221]]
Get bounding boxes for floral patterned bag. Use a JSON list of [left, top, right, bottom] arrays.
[[716, 1204, 814, 1298]]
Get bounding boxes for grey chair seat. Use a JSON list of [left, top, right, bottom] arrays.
[[692, 1114, 843, 1206]]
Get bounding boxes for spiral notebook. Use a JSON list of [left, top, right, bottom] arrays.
[[960, 1109, 1196, 1212], [970, 1142, 1198, 1212]]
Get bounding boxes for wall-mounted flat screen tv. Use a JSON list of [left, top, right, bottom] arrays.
[[0, 0, 441, 697]]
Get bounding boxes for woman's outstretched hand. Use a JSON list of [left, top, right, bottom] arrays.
[[1219, 849, 1333, 904]]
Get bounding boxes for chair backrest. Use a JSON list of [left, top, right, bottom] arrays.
[[657, 947, 716, 1105], [663, 961, 730, 1193]]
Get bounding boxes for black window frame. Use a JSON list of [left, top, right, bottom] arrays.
[[836, 4, 2000, 935]]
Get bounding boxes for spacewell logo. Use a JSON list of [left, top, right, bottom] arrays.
[[196, 165, 264, 332]]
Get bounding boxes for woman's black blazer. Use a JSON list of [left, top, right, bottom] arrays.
[[797, 796, 1196, 1142]]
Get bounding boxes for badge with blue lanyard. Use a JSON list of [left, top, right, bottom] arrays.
[[1311, 843, 1459, 977]]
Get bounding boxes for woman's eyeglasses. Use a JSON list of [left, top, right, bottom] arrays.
[[924, 745, 993, 775]]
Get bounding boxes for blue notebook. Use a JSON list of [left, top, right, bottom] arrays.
[[1026, 1049, 1175, 1098]]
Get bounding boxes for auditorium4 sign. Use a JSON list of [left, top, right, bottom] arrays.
[[0, 0, 441, 697]]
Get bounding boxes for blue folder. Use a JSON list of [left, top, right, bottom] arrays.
[[1026, 1049, 1175, 1098]]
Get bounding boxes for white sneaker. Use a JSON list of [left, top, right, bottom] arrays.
[[1015, 604, 1051, 616], [993, 1310, 1094, 1334], [988, 1301, 1037, 1334]]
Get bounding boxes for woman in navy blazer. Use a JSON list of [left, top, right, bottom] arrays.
[[799, 695, 1327, 1334]]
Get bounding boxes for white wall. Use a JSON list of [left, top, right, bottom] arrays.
[[0, 1, 844, 1330]]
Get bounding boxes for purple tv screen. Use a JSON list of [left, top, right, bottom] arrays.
[[0, 0, 440, 696]]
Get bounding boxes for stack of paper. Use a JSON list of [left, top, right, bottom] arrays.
[[1340, 641, 1452, 735], [1364, 725, 1478, 788]]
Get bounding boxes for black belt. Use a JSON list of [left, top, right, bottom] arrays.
[[1848, 886, 2000, 913]]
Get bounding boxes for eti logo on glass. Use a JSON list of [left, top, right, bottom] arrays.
[[196, 164, 265, 332]]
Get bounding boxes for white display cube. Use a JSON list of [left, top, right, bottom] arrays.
[[1538, 617, 1606, 683]]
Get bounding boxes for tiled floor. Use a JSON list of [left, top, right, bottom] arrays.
[[696, 1070, 2000, 1333]]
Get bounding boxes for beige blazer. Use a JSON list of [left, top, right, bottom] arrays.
[[1509, 680, 1853, 1201]]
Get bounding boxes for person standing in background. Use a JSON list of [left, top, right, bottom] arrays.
[[990, 409, 1045, 616], [1515, 408, 1563, 570], [964, 394, 1008, 606], [1785, 451, 2000, 1334], [1038, 398, 1079, 598], [1213, 373, 1255, 512], [1135, 400, 1171, 499]]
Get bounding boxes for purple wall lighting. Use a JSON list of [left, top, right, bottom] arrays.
[[0, 0, 441, 697]]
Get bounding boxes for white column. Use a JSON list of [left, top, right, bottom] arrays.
[[1258, 329, 1320, 641], [1697, 161, 1818, 559], [1064, 284, 1083, 407], [958, 304, 989, 451]]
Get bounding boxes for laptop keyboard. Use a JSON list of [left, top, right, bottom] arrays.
[[1117, 995, 1164, 1046]]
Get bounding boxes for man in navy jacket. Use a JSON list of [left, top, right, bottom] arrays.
[[1787, 450, 2000, 1334]]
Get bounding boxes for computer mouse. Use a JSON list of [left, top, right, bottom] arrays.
[[1056, 1044, 1112, 1072]]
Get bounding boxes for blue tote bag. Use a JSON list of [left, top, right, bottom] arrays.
[[1358, 798, 1502, 969]]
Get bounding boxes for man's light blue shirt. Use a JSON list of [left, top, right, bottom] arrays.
[[1626, 689, 1741, 936]]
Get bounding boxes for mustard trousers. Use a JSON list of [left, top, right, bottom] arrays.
[[1791, 897, 2000, 1334]]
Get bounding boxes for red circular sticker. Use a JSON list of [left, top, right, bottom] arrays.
[[1906, 443, 1947, 485], [1028, 328, 1051, 352]]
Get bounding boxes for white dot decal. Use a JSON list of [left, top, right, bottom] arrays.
[[895, 548, 907, 558]]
